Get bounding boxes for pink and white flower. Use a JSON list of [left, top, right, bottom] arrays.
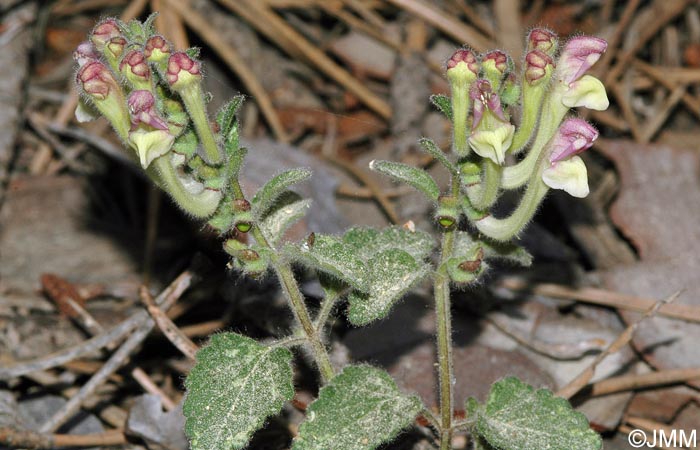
[[542, 118, 599, 198]]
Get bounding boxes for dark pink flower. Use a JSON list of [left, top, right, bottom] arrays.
[[127, 90, 169, 131], [120, 50, 150, 81], [470, 79, 506, 129]]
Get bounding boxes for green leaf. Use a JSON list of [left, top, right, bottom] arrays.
[[184, 333, 294, 450], [347, 249, 429, 326], [471, 377, 602, 450], [259, 193, 312, 247], [369, 160, 440, 202], [342, 226, 435, 261], [430, 94, 453, 121], [293, 365, 422, 450], [419, 138, 457, 175], [217, 96, 245, 138], [252, 168, 312, 220], [285, 234, 369, 292]]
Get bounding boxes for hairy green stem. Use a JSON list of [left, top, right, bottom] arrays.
[[178, 83, 223, 165], [435, 176, 460, 450], [314, 289, 344, 334], [466, 159, 502, 211], [252, 226, 335, 383], [151, 156, 222, 218], [508, 84, 547, 155], [476, 173, 549, 241], [501, 91, 567, 190]]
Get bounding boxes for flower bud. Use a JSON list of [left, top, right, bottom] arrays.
[[446, 49, 479, 80], [120, 50, 151, 90], [144, 35, 171, 64], [73, 41, 98, 67], [436, 195, 459, 229], [524, 50, 553, 86], [103, 36, 127, 70], [527, 28, 558, 55], [482, 50, 510, 89], [76, 60, 130, 140], [127, 90, 169, 131], [166, 52, 202, 90], [90, 18, 121, 51], [557, 36, 607, 84], [77, 60, 117, 100]]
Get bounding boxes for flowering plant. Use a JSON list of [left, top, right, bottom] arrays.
[[75, 15, 606, 450]]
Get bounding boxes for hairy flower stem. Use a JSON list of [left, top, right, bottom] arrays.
[[251, 226, 335, 383], [467, 159, 502, 211], [435, 177, 460, 449]]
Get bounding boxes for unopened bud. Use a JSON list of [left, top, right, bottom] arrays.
[[120, 50, 151, 90], [527, 28, 558, 55], [76, 60, 119, 101], [73, 41, 98, 67], [166, 52, 202, 90], [90, 18, 121, 51], [103, 36, 127, 70], [144, 35, 171, 63], [524, 50, 553, 85]]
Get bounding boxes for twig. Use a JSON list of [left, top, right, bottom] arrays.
[[592, 0, 641, 78], [165, 0, 290, 142], [322, 153, 401, 224], [27, 113, 92, 173], [40, 320, 154, 432], [556, 291, 681, 399], [217, 0, 393, 119], [500, 278, 700, 323], [589, 367, 700, 397], [131, 367, 178, 410], [606, 0, 692, 85], [43, 121, 137, 168], [0, 427, 126, 449], [487, 314, 607, 360], [632, 59, 700, 120], [140, 286, 199, 361], [385, 0, 492, 52], [0, 270, 193, 380], [639, 84, 687, 143]]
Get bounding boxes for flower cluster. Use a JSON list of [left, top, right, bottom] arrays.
[[437, 29, 609, 241], [73, 15, 244, 226]]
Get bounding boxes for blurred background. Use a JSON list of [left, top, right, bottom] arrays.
[[1, 0, 700, 449]]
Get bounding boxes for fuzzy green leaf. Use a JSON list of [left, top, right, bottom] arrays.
[[430, 94, 453, 121], [286, 235, 369, 292], [369, 160, 440, 202], [348, 249, 429, 326], [252, 168, 312, 220], [293, 365, 422, 450], [217, 96, 245, 140], [259, 193, 311, 247], [472, 377, 602, 450], [342, 226, 435, 261], [419, 138, 457, 175], [184, 333, 294, 450]]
